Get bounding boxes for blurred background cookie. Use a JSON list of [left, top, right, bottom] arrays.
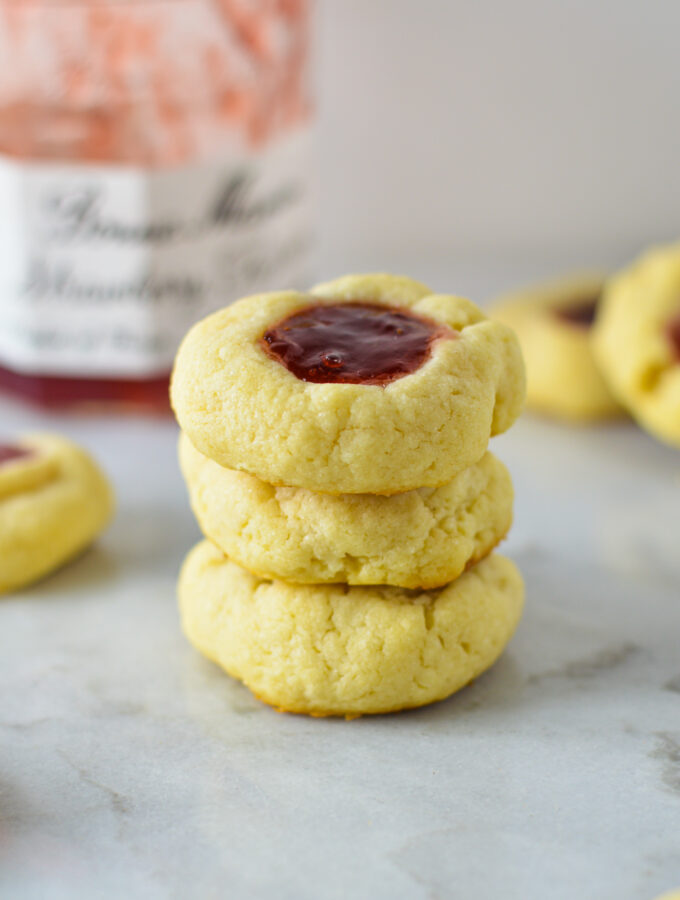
[[492, 274, 621, 422], [593, 243, 680, 447], [0, 433, 114, 593]]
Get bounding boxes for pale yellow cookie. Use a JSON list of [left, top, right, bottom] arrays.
[[179, 432, 513, 588], [492, 274, 621, 422], [651, 891, 680, 900], [171, 273, 525, 493], [178, 540, 525, 717], [593, 243, 680, 447], [0, 434, 114, 594]]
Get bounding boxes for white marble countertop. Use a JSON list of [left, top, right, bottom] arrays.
[[2, 285, 680, 899]]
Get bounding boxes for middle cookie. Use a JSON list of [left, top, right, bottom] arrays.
[[179, 433, 513, 589]]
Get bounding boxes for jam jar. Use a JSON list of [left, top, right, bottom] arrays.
[[0, 0, 314, 410]]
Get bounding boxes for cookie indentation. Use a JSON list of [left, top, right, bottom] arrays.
[[554, 295, 599, 328], [666, 311, 680, 361], [0, 444, 32, 467]]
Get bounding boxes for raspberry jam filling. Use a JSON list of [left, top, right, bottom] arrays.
[[554, 295, 599, 327], [667, 312, 680, 361], [261, 302, 455, 385], [0, 444, 31, 467]]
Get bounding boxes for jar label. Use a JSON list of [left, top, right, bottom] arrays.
[[0, 129, 314, 377]]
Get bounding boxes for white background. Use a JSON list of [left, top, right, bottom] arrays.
[[317, 0, 680, 280]]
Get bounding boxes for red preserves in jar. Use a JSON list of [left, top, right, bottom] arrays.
[[0, 0, 314, 410]]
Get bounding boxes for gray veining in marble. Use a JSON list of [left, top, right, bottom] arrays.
[[1, 308, 680, 898]]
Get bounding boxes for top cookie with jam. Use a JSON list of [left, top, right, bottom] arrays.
[[171, 273, 526, 494]]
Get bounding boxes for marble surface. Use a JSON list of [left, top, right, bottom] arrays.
[[1, 380, 680, 899]]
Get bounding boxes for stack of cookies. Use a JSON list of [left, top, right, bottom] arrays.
[[171, 274, 526, 717]]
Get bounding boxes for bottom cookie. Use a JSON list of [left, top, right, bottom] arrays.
[[178, 541, 524, 717]]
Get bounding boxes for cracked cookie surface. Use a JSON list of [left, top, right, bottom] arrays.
[[0, 433, 114, 594], [492, 274, 620, 422], [171, 273, 525, 493], [178, 541, 525, 717], [593, 243, 680, 447], [180, 433, 513, 588]]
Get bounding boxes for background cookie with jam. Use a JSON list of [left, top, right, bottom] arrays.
[[0, 433, 114, 593], [593, 243, 680, 447], [491, 274, 621, 422]]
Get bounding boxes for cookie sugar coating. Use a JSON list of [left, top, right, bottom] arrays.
[[171, 273, 525, 494], [178, 541, 525, 717], [593, 243, 680, 447], [0, 433, 114, 594], [180, 433, 513, 588], [492, 274, 621, 422]]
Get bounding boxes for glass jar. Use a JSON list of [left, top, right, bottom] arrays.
[[0, 0, 314, 410]]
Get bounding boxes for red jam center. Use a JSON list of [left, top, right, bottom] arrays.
[[261, 302, 455, 385], [554, 294, 599, 327], [667, 311, 680, 361], [0, 444, 32, 467]]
